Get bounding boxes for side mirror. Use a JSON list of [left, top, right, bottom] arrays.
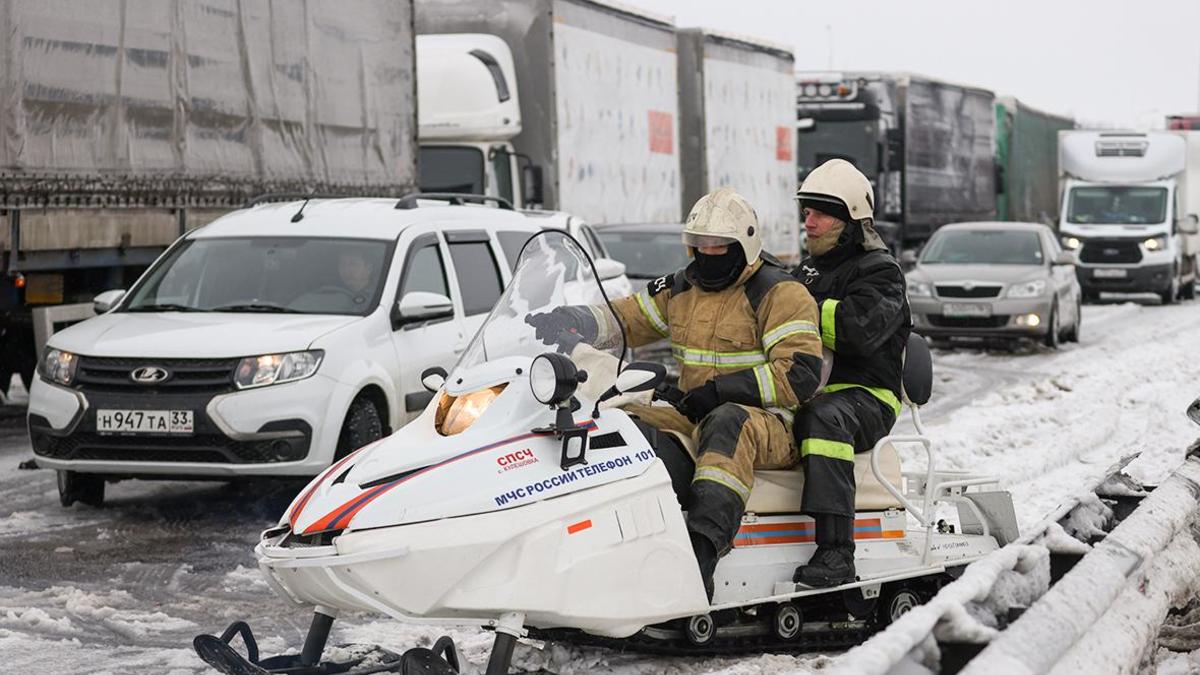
[[396, 291, 453, 325], [421, 366, 447, 393], [1182, 214, 1200, 235], [93, 289, 126, 313], [900, 250, 919, 266], [1188, 397, 1200, 427], [615, 361, 666, 394], [593, 257, 626, 282], [1054, 251, 1077, 266], [522, 164, 545, 207]]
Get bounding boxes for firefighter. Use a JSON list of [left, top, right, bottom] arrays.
[[790, 159, 911, 588], [527, 188, 825, 600]]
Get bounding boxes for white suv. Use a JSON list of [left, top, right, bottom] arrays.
[[27, 196, 620, 507]]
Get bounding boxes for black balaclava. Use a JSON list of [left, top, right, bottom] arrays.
[[690, 242, 747, 292]]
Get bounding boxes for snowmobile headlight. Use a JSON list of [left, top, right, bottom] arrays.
[[529, 352, 581, 406], [234, 350, 323, 390], [437, 384, 506, 436], [1006, 279, 1046, 298], [38, 347, 78, 386]]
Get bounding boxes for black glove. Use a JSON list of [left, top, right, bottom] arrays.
[[680, 380, 721, 423], [524, 307, 598, 346]]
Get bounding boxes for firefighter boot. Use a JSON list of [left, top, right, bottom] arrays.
[[793, 514, 856, 588]]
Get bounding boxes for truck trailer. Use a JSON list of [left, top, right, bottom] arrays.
[[676, 29, 800, 261], [0, 0, 419, 394], [415, 0, 682, 224], [1058, 130, 1200, 303], [995, 97, 1074, 223], [795, 72, 997, 248]]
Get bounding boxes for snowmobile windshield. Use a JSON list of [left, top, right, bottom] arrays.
[[451, 230, 625, 382]]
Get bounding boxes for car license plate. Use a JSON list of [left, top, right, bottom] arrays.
[[1093, 268, 1127, 278], [97, 410, 193, 434], [942, 303, 992, 317]]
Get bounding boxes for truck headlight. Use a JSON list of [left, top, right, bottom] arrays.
[[907, 280, 933, 298], [1143, 235, 1168, 251], [1061, 236, 1082, 250], [234, 350, 323, 389], [1007, 280, 1047, 298], [39, 347, 78, 386]]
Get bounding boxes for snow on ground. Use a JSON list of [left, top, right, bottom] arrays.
[[0, 298, 1197, 674]]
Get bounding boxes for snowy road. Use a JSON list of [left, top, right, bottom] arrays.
[[1, 299, 1198, 674]]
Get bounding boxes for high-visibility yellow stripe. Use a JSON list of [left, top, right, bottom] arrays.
[[635, 289, 669, 337], [670, 344, 768, 368], [693, 466, 752, 502], [824, 383, 902, 417], [762, 320, 819, 352], [800, 438, 855, 462], [820, 299, 839, 351], [753, 364, 776, 407]]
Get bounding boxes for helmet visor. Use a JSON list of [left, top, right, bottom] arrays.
[[682, 232, 738, 250]]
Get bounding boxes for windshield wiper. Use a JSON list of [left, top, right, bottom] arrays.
[[125, 303, 204, 312], [210, 302, 302, 314]]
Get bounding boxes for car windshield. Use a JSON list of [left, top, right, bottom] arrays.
[[920, 230, 1045, 265], [1066, 186, 1168, 225], [452, 230, 624, 383], [419, 146, 485, 194], [124, 237, 392, 315], [594, 228, 688, 279]]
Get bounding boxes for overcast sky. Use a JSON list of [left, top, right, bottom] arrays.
[[628, 0, 1200, 128]]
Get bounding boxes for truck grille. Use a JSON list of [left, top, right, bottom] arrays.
[[75, 356, 237, 394], [935, 284, 1002, 299], [1079, 240, 1142, 265], [927, 315, 1010, 329]]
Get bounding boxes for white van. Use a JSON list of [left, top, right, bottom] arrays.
[[26, 196, 625, 507]]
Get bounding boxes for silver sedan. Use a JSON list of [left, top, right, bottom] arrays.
[[905, 222, 1083, 348]]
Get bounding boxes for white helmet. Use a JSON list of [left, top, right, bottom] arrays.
[[682, 187, 762, 266], [797, 159, 886, 251]]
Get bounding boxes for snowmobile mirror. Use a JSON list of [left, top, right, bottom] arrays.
[[421, 366, 447, 393], [615, 362, 666, 394], [1188, 397, 1200, 427]]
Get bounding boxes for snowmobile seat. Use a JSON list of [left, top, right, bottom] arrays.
[[745, 443, 905, 514]]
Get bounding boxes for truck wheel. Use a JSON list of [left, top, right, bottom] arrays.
[[1161, 274, 1179, 305], [57, 470, 105, 508], [334, 396, 384, 461], [1081, 289, 1100, 304], [1042, 303, 1060, 349], [1182, 261, 1197, 300]]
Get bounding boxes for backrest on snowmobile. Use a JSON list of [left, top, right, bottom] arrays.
[[902, 334, 933, 407]]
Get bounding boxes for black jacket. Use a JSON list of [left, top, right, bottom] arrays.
[[792, 228, 911, 416]]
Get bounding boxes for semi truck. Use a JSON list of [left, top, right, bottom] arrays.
[[676, 29, 800, 260], [0, 0, 419, 396], [795, 72, 997, 248], [414, 0, 682, 225], [995, 97, 1075, 223], [1058, 130, 1200, 303]]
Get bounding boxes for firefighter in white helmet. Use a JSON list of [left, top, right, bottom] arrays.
[[527, 187, 825, 600], [791, 159, 911, 588]]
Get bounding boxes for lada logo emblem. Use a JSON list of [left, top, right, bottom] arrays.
[[130, 366, 170, 384]]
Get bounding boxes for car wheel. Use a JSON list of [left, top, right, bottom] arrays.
[[1067, 300, 1082, 343], [1043, 302, 1060, 349], [57, 470, 105, 508], [335, 395, 384, 461]]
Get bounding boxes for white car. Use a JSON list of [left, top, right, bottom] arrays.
[[27, 196, 623, 507]]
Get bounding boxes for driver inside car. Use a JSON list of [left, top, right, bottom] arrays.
[[525, 188, 825, 601]]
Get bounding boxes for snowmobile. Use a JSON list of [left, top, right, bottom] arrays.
[[193, 230, 1019, 674]]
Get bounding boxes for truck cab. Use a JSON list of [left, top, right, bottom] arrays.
[[1058, 131, 1200, 303], [416, 34, 538, 209]]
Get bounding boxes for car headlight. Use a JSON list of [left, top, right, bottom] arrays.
[[907, 280, 933, 298], [529, 352, 582, 406], [39, 347, 78, 386], [436, 385, 506, 436], [234, 350, 323, 389], [1007, 279, 1047, 298], [1061, 236, 1082, 250], [1143, 235, 1168, 251]]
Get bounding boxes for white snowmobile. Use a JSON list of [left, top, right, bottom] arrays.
[[193, 230, 1019, 674]]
